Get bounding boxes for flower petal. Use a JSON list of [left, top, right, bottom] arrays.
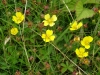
[[88, 36, 93, 42], [21, 15, 24, 21], [51, 15, 57, 21], [83, 52, 88, 57], [71, 21, 77, 27], [70, 28, 76, 31], [50, 35, 55, 41], [77, 22, 83, 28], [44, 14, 50, 20], [49, 22, 55, 27], [41, 34, 46, 38], [16, 12, 22, 17], [81, 40, 85, 46], [75, 48, 79, 55], [85, 45, 90, 49], [43, 20, 49, 26], [12, 16, 17, 22], [46, 30, 53, 36], [79, 47, 85, 53]]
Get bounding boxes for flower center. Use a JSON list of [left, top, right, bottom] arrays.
[[73, 25, 78, 29], [84, 40, 89, 45], [48, 19, 53, 24], [17, 16, 22, 22]]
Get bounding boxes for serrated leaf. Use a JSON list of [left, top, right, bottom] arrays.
[[75, 0, 83, 17], [66, 0, 78, 11], [76, 8, 95, 21], [75, 0, 95, 21]]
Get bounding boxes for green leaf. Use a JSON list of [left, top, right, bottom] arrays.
[[76, 8, 95, 21], [75, 0, 95, 21], [66, 0, 78, 11], [61, 67, 68, 73], [75, 0, 83, 20], [61, 63, 66, 67], [82, 0, 100, 4]]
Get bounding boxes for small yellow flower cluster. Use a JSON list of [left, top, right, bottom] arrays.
[[41, 14, 57, 42], [70, 21, 83, 31], [11, 12, 24, 35], [69, 20, 93, 58], [75, 36, 93, 58]]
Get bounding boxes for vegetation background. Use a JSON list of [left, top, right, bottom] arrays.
[[0, 0, 100, 75]]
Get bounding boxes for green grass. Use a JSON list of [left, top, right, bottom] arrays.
[[0, 0, 100, 75]]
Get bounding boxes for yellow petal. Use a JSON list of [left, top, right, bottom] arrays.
[[72, 21, 77, 27], [44, 14, 50, 20], [70, 21, 77, 30], [16, 12, 22, 17], [70, 28, 76, 31], [79, 47, 85, 53], [21, 15, 24, 20], [43, 38, 50, 42], [51, 15, 57, 21], [77, 22, 83, 28], [49, 22, 55, 27], [85, 45, 90, 49], [88, 36, 93, 42], [75, 49, 79, 55], [81, 40, 85, 46], [50, 35, 55, 41], [12, 16, 17, 22], [43, 20, 49, 26], [46, 30, 53, 36], [83, 52, 88, 57], [41, 34, 46, 38]]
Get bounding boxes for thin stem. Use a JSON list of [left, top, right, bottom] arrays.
[[22, 0, 31, 70], [62, 0, 74, 21], [22, 0, 27, 33], [14, 0, 17, 12]]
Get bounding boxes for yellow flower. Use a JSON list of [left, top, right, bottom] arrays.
[[43, 14, 57, 27], [81, 36, 93, 49], [99, 10, 100, 13], [41, 29, 55, 42], [12, 12, 24, 24], [70, 21, 83, 31], [11, 28, 18, 35], [75, 47, 88, 58]]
